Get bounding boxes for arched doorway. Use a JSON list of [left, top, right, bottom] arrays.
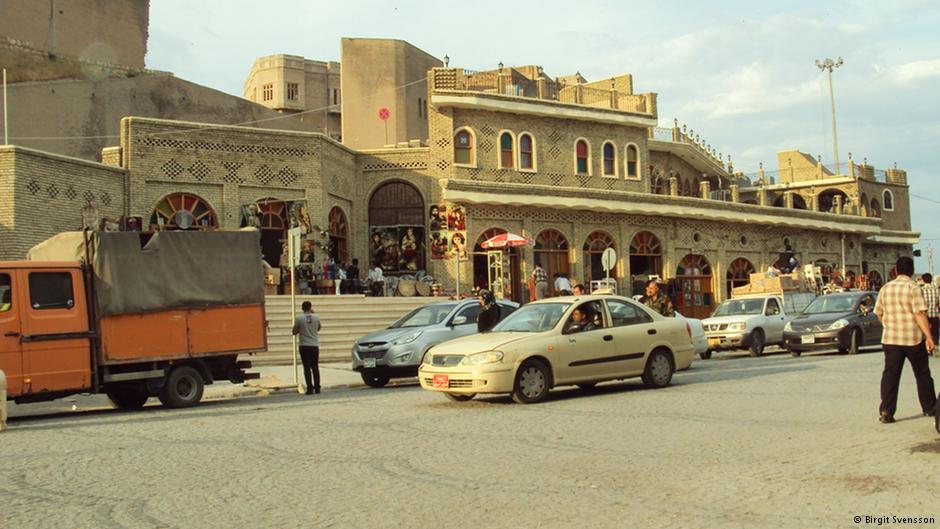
[[583, 231, 616, 285], [535, 229, 570, 296], [859, 194, 870, 217], [818, 189, 848, 213], [150, 192, 218, 231], [328, 206, 349, 265], [472, 228, 522, 303], [247, 198, 289, 268], [792, 195, 808, 210], [726, 257, 755, 297], [675, 254, 714, 319], [629, 231, 663, 286], [368, 182, 425, 273]]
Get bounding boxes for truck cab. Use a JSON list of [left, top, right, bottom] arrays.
[[701, 295, 792, 357], [0, 262, 92, 400]]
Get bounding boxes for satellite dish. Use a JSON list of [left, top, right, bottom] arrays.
[[173, 210, 195, 230]]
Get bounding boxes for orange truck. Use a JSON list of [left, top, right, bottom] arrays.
[[0, 230, 266, 409]]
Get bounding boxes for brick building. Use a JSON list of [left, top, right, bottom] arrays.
[[0, 40, 918, 318]]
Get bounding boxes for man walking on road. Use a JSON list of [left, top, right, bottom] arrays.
[[920, 273, 939, 353], [874, 257, 937, 424], [292, 301, 322, 395]]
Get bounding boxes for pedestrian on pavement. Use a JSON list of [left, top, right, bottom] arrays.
[[292, 301, 322, 394], [532, 264, 549, 300], [873, 257, 937, 424], [477, 289, 501, 333], [554, 273, 572, 296], [572, 284, 587, 296], [640, 280, 675, 317], [920, 273, 939, 353], [368, 261, 385, 296], [346, 258, 361, 294]]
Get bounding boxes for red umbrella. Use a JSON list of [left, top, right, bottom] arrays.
[[480, 232, 534, 249]]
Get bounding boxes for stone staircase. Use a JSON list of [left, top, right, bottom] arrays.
[[253, 295, 438, 365]]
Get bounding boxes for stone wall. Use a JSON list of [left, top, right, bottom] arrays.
[[0, 145, 125, 260]]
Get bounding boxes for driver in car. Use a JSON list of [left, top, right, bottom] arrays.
[[566, 305, 597, 333]]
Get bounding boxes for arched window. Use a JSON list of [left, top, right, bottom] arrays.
[[818, 189, 848, 213], [575, 139, 590, 175], [859, 193, 870, 217], [519, 133, 535, 170], [726, 257, 756, 297], [535, 229, 571, 295], [602, 142, 616, 176], [583, 231, 617, 282], [792, 195, 808, 210], [653, 176, 666, 195], [675, 254, 714, 319], [454, 129, 474, 165], [369, 181, 425, 273], [499, 131, 515, 169], [629, 231, 663, 277], [150, 193, 218, 230], [625, 144, 639, 178], [328, 206, 349, 264], [870, 198, 881, 218], [883, 190, 894, 211]]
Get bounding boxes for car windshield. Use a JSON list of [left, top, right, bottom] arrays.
[[492, 303, 571, 333], [712, 299, 764, 317], [388, 303, 458, 328], [803, 296, 857, 314]]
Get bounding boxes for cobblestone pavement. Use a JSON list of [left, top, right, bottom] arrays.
[[3, 348, 939, 529]]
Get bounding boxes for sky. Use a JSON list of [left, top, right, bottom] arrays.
[[147, 0, 940, 269]]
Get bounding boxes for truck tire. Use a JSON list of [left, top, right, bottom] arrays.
[[749, 329, 765, 357], [699, 350, 712, 360], [106, 385, 149, 410], [158, 366, 205, 408]]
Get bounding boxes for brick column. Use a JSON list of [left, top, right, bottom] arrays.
[[669, 176, 679, 197], [834, 195, 843, 215], [730, 184, 739, 203], [758, 187, 768, 207], [784, 191, 794, 209], [700, 181, 711, 199]]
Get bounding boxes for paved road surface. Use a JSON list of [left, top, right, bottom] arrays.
[[3, 348, 939, 528]]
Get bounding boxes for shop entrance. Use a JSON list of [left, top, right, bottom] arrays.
[[629, 231, 663, 296], [675, 254, 714, 320], [473, 228, 522, 303], [534, 229, 570, 296]]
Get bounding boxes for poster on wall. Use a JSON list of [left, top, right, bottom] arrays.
[[430, 231, 449, 260], [372, 226, 425, 273], [450, 232, 468, 261], [241, 203, 264, 229], [287, 200, 312, 234], [447, 205, 467, 231]]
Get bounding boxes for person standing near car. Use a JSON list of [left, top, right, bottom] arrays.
[[920, 273, 939, 353], [477, 289, 501, 333], [874, 257, 937, 423], [640, 280, 674, 317], [532, 264, 549, 300], [292, 301, 322, 395]]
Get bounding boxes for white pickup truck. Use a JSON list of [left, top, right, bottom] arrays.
[[700, 293, 815, 358]]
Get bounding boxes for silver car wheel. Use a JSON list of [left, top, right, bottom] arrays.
[[519, 366, 546, 398], [650, 354, 672, 385]]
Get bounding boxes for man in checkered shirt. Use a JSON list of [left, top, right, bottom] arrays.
[[874, 257, 937, 424], [920, 273, 940, 350]]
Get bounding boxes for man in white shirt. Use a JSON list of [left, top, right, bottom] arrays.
[[554, 273, 572, 296], [368, 263, 385, 296]]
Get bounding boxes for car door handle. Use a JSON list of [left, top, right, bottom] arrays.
[[4, 331, 19, 337], [603, 335, 613, 341], [647, 329, 657, 335]]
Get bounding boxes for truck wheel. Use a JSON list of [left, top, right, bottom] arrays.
[[106, 385, 149, 410], [699, 350, 712, 360], [158, 366, 205, 408], [749, 329, 765, 357], [361, 371, 390, 388]]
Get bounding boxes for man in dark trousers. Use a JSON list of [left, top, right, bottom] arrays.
[[874, 256, 936, 424], [292, 301, 322, 394]]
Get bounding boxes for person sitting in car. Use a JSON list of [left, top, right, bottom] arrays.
[[566, 305, 597, 333]]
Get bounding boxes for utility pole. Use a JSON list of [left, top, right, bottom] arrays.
[[816, 57, 843, 174]]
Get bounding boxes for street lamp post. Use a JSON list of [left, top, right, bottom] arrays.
[[816, 57, 844, 174]]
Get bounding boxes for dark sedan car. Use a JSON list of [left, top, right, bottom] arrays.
[[783, 291, 881, 357]]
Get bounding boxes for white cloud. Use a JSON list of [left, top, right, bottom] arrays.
[[893, 59, 940, 85]]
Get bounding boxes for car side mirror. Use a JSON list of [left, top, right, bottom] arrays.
[[452, 315, 468, 326]]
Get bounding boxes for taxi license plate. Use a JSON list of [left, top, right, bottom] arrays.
[[363, 358, 377, 368], [801, 334, 815, 344], [707, 337, 721, 346], [433, 374, 449, 389]]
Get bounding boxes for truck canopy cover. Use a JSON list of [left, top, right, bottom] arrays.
[[28, 231, 264, 315]]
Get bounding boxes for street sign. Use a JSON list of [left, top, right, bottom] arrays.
[[288, 227, 302, 267], [378, 107, 390, 121], [602, 248, 617, 271]]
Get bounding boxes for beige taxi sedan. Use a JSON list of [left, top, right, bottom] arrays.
[[418, 294, 695, 404]]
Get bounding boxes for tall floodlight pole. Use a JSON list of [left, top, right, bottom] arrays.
[[816, 56, 844, 174]]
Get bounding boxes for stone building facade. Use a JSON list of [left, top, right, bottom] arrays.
[[0, 49, 919, 319]]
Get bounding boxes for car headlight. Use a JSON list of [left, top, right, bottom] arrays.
[[728, 322, 746, 331], [460, 351, 504, 365], [422, 351, 434, 365], [393, 330, 423, 345], [784, 321, 792, 332], [828, 319, 848, 330]]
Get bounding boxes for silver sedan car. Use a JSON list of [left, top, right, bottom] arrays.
[[352, 298, 518, 387]]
